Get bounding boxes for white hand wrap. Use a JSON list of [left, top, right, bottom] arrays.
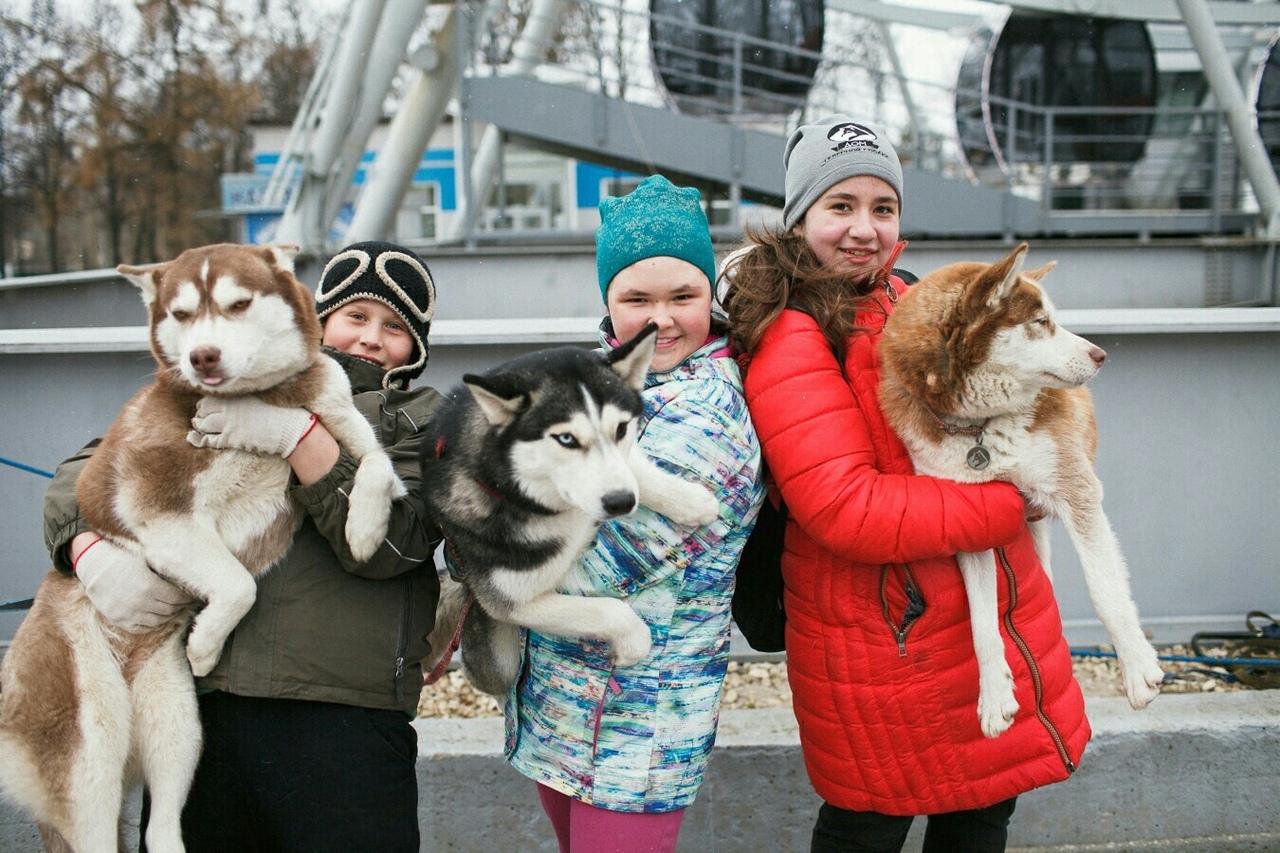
[[188, 396, 316, 457], [74, 538, 194, 633]]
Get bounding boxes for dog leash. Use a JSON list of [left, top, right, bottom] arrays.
[[1072, 612, 1280, 689], [1187, 610, 1280, 688], [1, 457, 52, 609], [423, 589, 474, 686], [0, 456, 54, 478]]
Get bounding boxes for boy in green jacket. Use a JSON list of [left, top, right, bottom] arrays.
[[43, 241, 443, 852]]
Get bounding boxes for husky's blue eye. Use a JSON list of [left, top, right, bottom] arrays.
[[553, 433, 580, 449]]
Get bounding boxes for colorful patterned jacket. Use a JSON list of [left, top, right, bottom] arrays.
[[504, 322, 764, 813]]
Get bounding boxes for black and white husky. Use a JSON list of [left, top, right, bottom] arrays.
[[421, 323, 719, 696]]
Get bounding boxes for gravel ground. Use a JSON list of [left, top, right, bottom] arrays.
[[416, 644, 1254, 719]]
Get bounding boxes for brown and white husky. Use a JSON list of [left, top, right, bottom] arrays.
[[878, 243, 1163, 738], [0, 243, 403, 852]]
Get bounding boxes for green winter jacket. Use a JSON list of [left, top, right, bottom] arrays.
[[42, 348, 443, 715]]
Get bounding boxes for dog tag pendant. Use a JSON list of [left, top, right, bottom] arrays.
[[966, 445, 991, 471]]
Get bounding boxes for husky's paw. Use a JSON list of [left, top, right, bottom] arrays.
[[141, 824, 186, 853], [977, 665, 1019, 738], [1119, 645, 1164, 710], [345, 511, 390, 563], [649, 478, 720, 528], [185, 633, 224, 678], [607, 605, 652, 669], [345, 454, 404, 561]]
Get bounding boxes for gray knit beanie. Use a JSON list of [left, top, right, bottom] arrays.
[[782, 115, 903, 229], [316, 241, 436, 388]]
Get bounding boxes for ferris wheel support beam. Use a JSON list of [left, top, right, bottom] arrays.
[[1176, 0, 1280, 237], [275, 0, 388, 252], [346, 9, 460, 243], [276, 0, 430, 255]]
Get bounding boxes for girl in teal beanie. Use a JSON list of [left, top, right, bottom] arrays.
[[505, 175, 764, 852]]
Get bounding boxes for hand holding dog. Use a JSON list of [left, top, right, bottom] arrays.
[[74, 537, 194, 633], [189, 396, 316, 457]]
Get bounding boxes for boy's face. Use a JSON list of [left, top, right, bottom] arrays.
[[606, 256, 712, 373], [321, 298, 414, 371]]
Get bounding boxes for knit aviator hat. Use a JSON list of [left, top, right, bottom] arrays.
[[782, 115, 903, 230], [315, 241, 436, 389], [595, 175, 718, 301]]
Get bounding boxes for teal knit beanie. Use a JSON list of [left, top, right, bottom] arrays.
[[596, 175, 717, 301]]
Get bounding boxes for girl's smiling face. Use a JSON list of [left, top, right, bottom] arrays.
[[794, 174, 901, 278], [321, 298, 414, 370], [606, 256, 712, 372]]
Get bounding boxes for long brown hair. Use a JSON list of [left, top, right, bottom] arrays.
[[720, 225, 892, 361]]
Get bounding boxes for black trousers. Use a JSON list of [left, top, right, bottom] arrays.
[[810, 797, 1018, 853], [145, 691, 419, 853]]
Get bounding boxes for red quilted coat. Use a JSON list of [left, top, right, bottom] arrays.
[[744, 282, 1090, 815]]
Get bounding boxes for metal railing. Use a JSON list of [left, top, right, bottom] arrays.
[[960, 94, 1262, 219], [457, 0, 1271, 235]]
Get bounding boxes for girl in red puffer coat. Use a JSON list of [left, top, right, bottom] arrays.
[[721, 115, 1090, 853]]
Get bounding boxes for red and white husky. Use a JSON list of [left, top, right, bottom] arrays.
[[879, 243, 1163, 738], [0, 243, 403, 852]]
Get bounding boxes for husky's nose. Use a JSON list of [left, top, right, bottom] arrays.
[[1089, 345, 1106, 367], [190, 346, 222, 374], [601, 491, 638, 518]]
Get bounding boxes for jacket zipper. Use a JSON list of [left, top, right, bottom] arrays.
[[591, 672, 623, 757], [996, 546, 1076, 773], [880, 563, 926, 657], [394, 575, 412, 702]]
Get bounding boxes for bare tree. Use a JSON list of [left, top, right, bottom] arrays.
[[123, 0, 262, 258], [255, 0, 319, 123], [0, 18, 22, 275], [14, 2, 80, 272], [63, 2, 138, 267]]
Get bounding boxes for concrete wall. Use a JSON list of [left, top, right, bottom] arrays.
[[4, 301, 1279, 646]]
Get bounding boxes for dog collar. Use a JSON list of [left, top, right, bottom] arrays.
[[924, 406, 993, 471]]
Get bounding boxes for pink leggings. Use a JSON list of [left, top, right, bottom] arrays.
[[536, 783, 686, 853]]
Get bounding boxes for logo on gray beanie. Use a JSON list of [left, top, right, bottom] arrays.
[[828, 122, 879, 151]]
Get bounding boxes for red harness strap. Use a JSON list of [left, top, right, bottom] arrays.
[[423, 590, 474, 686]]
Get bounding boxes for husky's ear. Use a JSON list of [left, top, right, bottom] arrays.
[[608, 322, 658, 392], [266, 244, 301, 274], [118, 263, 164, 307], [1022, 260, 1057, 283], [463, 373, 531, 427], [961, 243, 1027, 317], [988, 243, 1028, 306]]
